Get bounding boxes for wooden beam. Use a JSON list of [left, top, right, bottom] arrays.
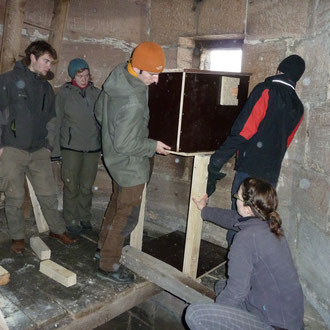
[[30, 236, 51, 260], [121, 246, 215, 303], [0, 309, 8, 330], [23, 19, 53, 32], [48, 0, 70, 78], [0, 0, 27, 73], [40, 260, 76, 287], [26, 177, 49, 233], [0, 266, 10, 286], [62, 281, 161, 330], [183, 155, 210, 278], [130, 184, 146, 250]]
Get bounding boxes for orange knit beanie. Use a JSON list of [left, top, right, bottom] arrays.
[[131, 42, 165, 73]]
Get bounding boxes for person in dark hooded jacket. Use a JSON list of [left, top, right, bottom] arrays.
[[207, 54, 305, 246], [0, 41, 76, 254]]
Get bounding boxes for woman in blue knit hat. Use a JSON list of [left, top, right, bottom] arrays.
[[52, 58, 101, 235]]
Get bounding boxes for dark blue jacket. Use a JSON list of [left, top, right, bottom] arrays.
[[209, 74, 304, 184], [201, 207, 304, 329], [0, 61, 56, 152]]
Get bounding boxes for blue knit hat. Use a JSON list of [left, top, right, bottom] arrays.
[[68, 58, 89, 78]]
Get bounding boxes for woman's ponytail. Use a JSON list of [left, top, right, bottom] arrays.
[[242, 178, 283, 238]]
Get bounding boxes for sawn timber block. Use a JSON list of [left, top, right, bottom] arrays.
[[0, 266, 10, 286], [30, 236, 51, 260], [121, 245, 215, 303], [40, 260, 76, 287]]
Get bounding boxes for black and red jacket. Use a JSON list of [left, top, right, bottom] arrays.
[[210, 74, 304, 184]]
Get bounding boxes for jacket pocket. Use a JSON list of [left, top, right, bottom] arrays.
[[67, 127, 72, 145]]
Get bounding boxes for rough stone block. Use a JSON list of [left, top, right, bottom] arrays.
[[65, 0, 149, 42], [198, 0, 245, 35], [247, 0, 309, 38], [308, 0, 330, 35], [294, 170, 329, 232], [30, 236, 51, 261], [150, 0, 196, 45], [242, 42, 287, 92], [297, 220, 330, 325], [40, 260, 76, 287], [306, 104, 330, 174]]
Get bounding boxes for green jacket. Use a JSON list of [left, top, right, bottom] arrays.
[[53, 82, 101, 157], [95, 63, 157, 187]]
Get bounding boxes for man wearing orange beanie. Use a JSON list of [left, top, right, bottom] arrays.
[[95, 42, 171, 284]]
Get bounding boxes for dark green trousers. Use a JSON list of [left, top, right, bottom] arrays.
[[0, 147, 66, 239], [61, 149, 99, 227]]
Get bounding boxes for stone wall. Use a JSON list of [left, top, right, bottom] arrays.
[[0, 0, 328, 324]]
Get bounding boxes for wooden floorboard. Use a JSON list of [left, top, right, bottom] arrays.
[[0, 231, 161, 329]]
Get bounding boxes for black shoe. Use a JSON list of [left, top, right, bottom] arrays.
[[96, 266, 135, 284], [80, 221, 93, 232], [66, 225, 83, 235]]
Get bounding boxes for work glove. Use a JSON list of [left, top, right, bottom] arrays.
[[207, 164, 226, 197]]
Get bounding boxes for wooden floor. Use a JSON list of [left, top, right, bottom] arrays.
[[0, 228, 161, 330]]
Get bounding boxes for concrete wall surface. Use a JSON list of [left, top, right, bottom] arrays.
[[0, 0, 329, 326]]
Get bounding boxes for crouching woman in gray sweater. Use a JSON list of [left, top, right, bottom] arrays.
[[185, 178, 304, 330]]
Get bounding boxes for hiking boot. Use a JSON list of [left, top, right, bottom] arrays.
[[11, 239, 25, 254], [80, 221, 92, 231], [66, 225, 83, 235], [49, 232, 77, 244], [96, 266, 135, 284]]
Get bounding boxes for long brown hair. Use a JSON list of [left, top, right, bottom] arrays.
[[241, 178, 283, 238]]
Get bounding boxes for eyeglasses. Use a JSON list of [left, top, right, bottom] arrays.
[[76, 73, 90, 79], [233, 193, 244, 202]]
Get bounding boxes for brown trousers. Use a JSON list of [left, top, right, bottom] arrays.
[[98, 181, 144, 272]]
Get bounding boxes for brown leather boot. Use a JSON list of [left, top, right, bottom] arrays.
[[49, 232, 77, 244], [11, 239, 25, 254]]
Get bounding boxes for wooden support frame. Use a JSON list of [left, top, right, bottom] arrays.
[[130, 183, 146, 250], [183, 154, 210, 278], [128, 153, 210, 281]]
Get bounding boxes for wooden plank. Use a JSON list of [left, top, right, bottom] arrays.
[[168, 150, 213, 156], [0, 0, 27, 73], [0, 266, 10, 286], [121, 246, 215, 303], [62, 281, 161, 330], [48, 0, 70, 79], [183, 155, 210, 278], [26, 177, 49, 233], [130, 184, 146, 250], [0, 309, 9, 330], [40, 260, 76, 287], [176, 71, 186, 152], [30, 236, 51, 260]]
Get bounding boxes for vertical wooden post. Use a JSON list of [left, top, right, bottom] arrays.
[[0, 0, 27, 73], [183, 155, 210, 278], [48, 0, 70, 78], [130, 184, 146, 250]]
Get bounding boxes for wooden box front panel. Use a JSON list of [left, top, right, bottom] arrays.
[[148, 72, 182, 149], [149, 71, 250, 153]]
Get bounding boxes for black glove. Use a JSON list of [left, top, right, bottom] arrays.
[[207, 164, 226, 197]]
